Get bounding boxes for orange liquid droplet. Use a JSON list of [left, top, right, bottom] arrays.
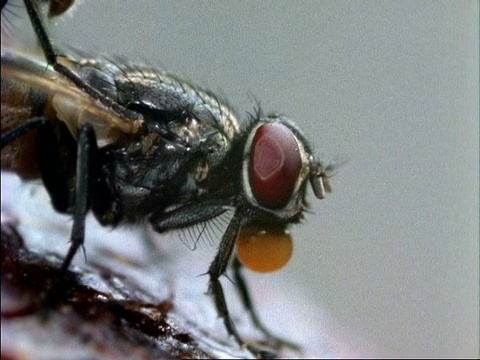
[[236, 225, 293, 273]]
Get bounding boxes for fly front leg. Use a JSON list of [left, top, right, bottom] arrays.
[[231, 256, 300, 352], [207, 205, 276, 359]]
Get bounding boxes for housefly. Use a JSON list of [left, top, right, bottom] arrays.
[[1, 0, 334, 357]]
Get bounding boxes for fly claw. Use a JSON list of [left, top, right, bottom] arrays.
[[1, 0, 335, 358]]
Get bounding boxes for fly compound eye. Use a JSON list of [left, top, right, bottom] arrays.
[[236, 225, 293, 273], [249, 123, 302, 209]]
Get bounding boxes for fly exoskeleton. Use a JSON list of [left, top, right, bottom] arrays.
[[1, 0, 334, 357]]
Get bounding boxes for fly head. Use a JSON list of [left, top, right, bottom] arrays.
[[241, 114, 331, 227]]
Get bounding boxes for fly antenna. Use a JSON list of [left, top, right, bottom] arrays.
[[309, 157, 336, 200]]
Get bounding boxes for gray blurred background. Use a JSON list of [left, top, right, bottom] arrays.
[[8, 1, 479, 357]]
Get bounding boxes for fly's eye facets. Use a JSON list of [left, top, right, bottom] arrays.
[[249, 124, 302, 209], [236, 225, 293, 273]]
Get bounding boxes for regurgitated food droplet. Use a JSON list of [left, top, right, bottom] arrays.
[[236, 225, 293, 273]]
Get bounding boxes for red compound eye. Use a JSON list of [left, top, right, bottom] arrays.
[[249, 123, 302, 209]]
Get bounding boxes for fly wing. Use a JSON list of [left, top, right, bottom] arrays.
[[2, 47, 143, 148]]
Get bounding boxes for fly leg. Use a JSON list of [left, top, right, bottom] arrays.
[[1, 117, 70, 212], [23, 0, 141, 123], [57, 124, 96, 274], [36, 119, 71, 212], [2, 119, 97, 305], [1, 117, 49, 149], [35, 123, 97, 313], [207, 206, 276, 359], [231, 256, 301, 351]]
